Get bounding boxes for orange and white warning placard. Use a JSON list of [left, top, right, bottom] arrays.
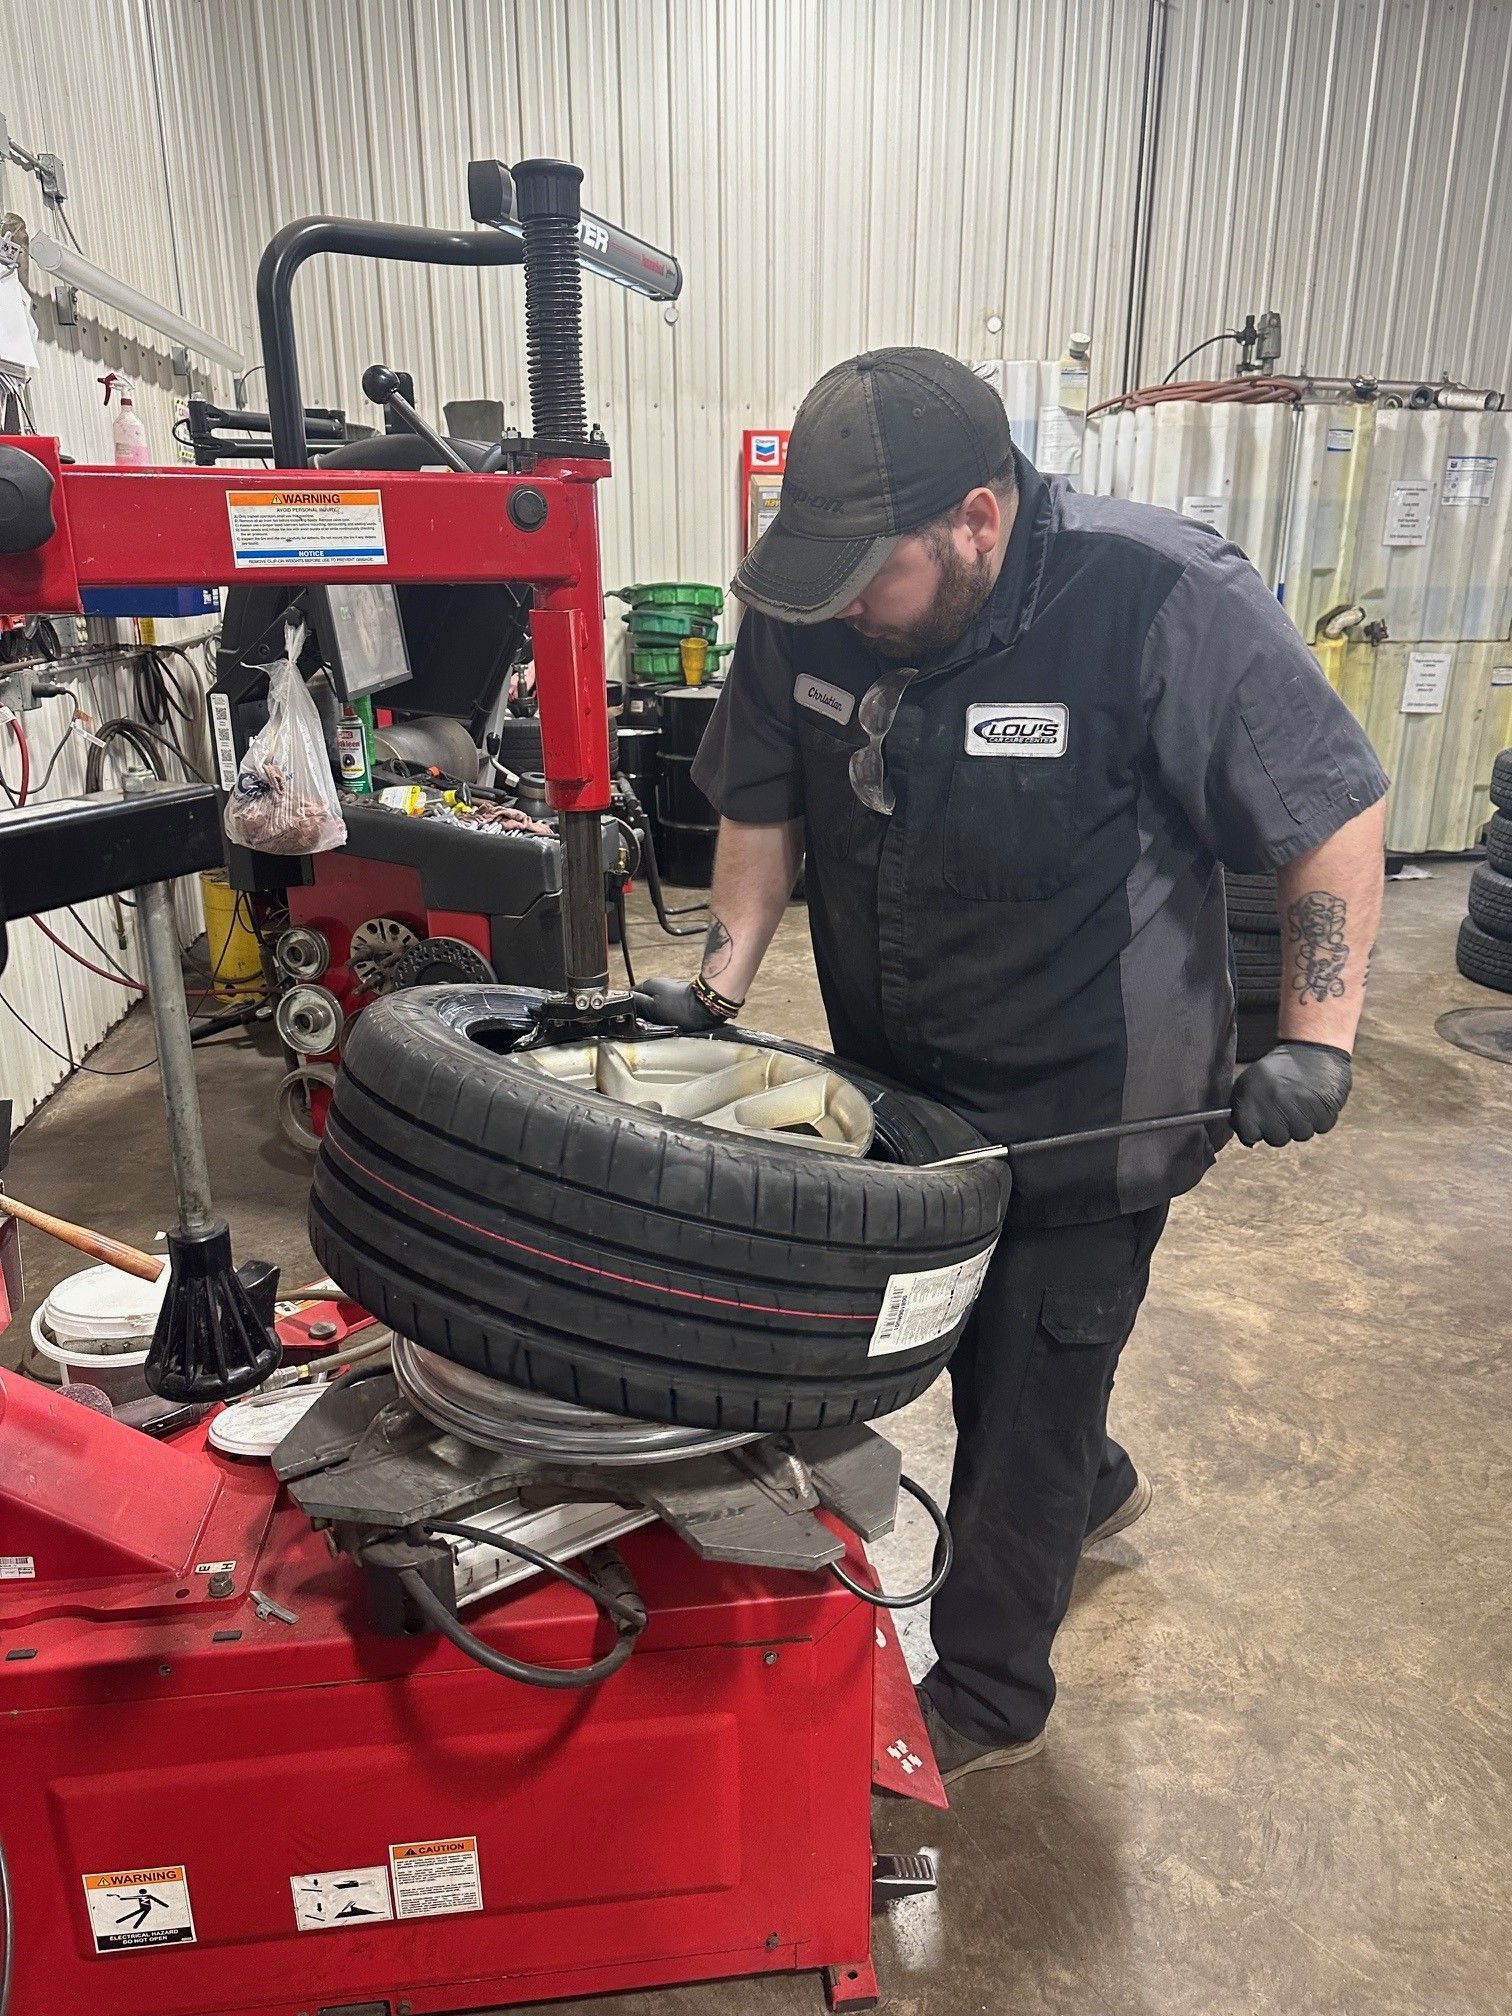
[[226, 488, 387, 570], [82, 1865, 196, 1953], [387, 1835, 483, 1919]]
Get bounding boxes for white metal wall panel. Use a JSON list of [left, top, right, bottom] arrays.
[[1144, 0, 1512, 395]]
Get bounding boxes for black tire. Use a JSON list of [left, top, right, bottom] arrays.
[[1485, 812, 1512, 878], [495, 715, 619, 775], [1491, 748, 1512, 812], [1468, 864, 1512, 940], [310, 987, 1011, 1431], [1455, 916, 1512, 994], [1230, 928, 1284, 1007], [1235, 1004, 1278, 1064], [1224, 870, 1281, 934]]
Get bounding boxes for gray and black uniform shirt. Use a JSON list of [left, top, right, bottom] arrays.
[[692, 448, 1389, 1226]]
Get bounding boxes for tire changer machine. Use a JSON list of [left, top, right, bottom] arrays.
[[0, 160, 951, 2016]]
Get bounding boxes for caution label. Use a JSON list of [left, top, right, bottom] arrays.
[[388, 1836, 483, 1920], [82, 1866, 196, 1953], [290, 1863, 393, 1932], [226, 489, 387, 570]]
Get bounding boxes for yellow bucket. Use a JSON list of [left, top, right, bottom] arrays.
[[199, 870, 264, 997]]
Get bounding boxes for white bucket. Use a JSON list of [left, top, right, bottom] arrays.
[[31, 1262, 168, 1405]]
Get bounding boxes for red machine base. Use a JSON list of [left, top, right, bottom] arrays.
[[1, 1379, 939, 2015]]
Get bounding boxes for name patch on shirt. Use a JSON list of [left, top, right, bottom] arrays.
[[964, 702, 1068, 758], [793, 674, 856, 726]]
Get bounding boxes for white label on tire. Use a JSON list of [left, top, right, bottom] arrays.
[[868, 1243, 998, 1357]]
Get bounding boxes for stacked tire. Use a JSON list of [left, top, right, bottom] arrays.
[[1457, 749, 1512, 992], [1226, 870, 1283, 1062]]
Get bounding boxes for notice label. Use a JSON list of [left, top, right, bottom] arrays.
[[388, 1836, 483, 1920], [1402, 648, 1454, 714], [1491, 666, 1512, 689], [226, 489, 387, 570], [1326, 427, 1355, 453], [83, 1866, 196, 1953], [0, 1555, 35, 1580], [207, 690, 239, 791], [1181, 494, 1230, 538], [1385, 480, 1434, 546], [1443, 453, 1497, 505], [869, 1243, 998, 1358], [1036, 403, 1081, 476], [290, 1863, 393, 1932]]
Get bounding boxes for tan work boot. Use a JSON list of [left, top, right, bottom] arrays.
[[916, 1688, 1047, 1786], [1082, 1471, 1153, 1550]]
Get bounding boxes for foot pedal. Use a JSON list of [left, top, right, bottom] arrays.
[[871, 1849, 937, 1906]]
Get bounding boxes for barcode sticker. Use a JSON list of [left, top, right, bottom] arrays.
[[868, 1244, 998, 1358], [207, 691, 239, 792]]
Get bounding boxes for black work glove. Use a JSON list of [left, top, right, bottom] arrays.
[[632, 977, 726, 1031], [1231, 1040, 1353, 1147]]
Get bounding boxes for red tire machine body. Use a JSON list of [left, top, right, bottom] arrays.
[[0, 156, 947, 2016]]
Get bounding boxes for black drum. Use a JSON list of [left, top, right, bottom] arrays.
[[656, 687, 720, 887]]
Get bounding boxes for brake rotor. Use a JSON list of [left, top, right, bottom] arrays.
[[348, 915, 418, 995], [392, 935, 497, 987], [274, 983, 344, 1056]]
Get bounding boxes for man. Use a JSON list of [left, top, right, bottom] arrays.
[[636, 348, 1387, 1783]]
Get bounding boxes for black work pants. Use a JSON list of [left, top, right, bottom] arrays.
[[923, 1204, 1169, 1746]]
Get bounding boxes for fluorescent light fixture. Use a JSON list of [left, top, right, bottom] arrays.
[[29, 232, 245, 371]]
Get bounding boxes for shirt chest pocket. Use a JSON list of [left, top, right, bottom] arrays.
[[796, 715, 865, 855], [941, 751, 1078, 901]]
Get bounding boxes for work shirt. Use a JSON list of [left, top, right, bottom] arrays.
[[692, 448, 1389, 1225]]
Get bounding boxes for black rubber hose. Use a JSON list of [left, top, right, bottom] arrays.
[[400, 1535, 646, 1688], [830, 1472, 954, 1610]]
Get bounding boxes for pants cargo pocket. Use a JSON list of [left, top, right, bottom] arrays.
[[1022, 1282, 1143, 1429]]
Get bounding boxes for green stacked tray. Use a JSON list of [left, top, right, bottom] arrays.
[[611, 581, 727, 685]]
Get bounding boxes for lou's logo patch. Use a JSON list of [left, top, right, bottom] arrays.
[[794, 675, 856, 726], [964, 702, 1068, 758]]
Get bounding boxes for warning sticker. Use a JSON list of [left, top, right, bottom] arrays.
[[290, 1863, 393, 1932], [869, 1243, 998, 1358], [82, 1866, 196, 1953], [0, 1555, 35, 1579], [388, 1837, 483, 1920], [226, 489, 387, 570]]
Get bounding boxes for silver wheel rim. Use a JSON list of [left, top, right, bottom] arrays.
[[276, 1064, 336, 1152], [514, 1036, 875, 1156], [392, 1336, 761, 1463]]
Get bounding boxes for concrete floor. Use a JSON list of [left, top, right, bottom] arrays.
[[5, 864, 1511, 2015]]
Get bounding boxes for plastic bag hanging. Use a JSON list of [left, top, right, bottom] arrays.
[[223, 619, 348, 856]]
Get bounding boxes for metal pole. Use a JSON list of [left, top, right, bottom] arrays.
[[560, 811, 610, 998], [123, 773, 215, 1233]]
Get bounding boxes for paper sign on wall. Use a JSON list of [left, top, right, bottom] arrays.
[[1443, 454, 1497, 505], [1181, 495, 1230, 538], [1384, 481, 1434, 546], [1401, 649, 1453, 714], [1492, 666, 1512, 688], [1326, 427, 1355, 453]]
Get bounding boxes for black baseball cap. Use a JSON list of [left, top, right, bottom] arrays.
[[733, 347, 1014, 624]]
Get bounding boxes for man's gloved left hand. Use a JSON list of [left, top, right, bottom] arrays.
[[1231, 1040, 1353, 1147], [632, 977, 727, 1031]]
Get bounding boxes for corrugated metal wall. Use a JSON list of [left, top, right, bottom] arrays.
[[5, 0, 1512, 1110], [137, 0, 1512, 602], [0, 0, 231, 1120]]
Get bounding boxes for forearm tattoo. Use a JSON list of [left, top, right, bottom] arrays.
[[701, 915, 734, 981], [1287, 890, 1350, 1004]]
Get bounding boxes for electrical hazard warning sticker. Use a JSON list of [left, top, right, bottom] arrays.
[[82, 1866, 197, 1953], [290, 1863, 394, 1932], [388, 1836, 483, 1920], [226, 488, 388, 570]]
